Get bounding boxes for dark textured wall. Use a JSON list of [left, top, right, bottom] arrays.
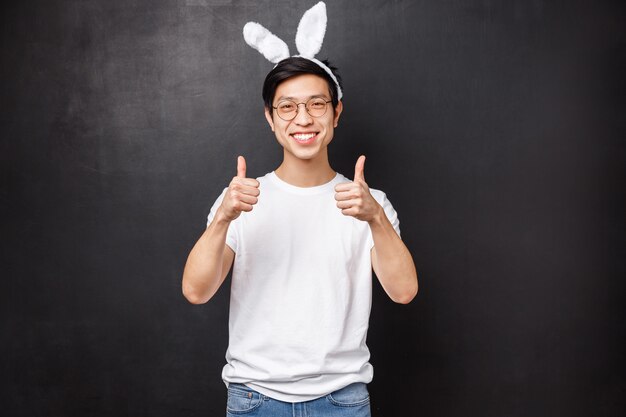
[[2, 1, 624, 416]]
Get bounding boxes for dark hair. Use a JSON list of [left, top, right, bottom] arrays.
[[262, 57, 343, 116]]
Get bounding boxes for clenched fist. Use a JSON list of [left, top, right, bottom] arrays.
[[334, 155, 382, 223], [217, 156, 260, 222]]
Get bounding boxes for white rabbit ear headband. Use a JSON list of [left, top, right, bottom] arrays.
[[243, 1, 343, 100]]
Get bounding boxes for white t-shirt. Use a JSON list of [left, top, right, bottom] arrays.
[[206, 171, 401, 402]]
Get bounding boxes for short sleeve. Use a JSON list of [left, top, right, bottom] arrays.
[[206, 187, 238, 253], [368, 190, 401, 250]]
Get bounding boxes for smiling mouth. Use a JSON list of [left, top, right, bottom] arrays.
[[290, 132, 318, 144]]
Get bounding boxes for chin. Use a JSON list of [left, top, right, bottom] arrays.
[[289, 149, 320, 160]]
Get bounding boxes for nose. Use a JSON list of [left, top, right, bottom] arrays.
[[293, 103, 313, 125]]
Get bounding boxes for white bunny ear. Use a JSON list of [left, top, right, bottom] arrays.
[[295, 1, 327, 59], [243, 22, 290, 64]]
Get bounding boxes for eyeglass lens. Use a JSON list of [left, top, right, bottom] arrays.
[[275, 98, 329, 120]]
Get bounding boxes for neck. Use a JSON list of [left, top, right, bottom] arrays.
[[274, 149, 335, 187]]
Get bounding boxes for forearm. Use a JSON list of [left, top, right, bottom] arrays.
[[182, 209, 231, 304], [369, 207, 418, 304]]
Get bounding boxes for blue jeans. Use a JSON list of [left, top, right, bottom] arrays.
[[226, 382, 372, 417]]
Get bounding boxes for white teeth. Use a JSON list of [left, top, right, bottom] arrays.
[[292, 133, 316, 140]]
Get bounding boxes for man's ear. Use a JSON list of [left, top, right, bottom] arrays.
[[333, 100, 343, 128], [264, 107, 275, 132]]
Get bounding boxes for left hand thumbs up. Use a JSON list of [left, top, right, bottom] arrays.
[[354, 155, 366, 183], [334, 155, 382, 223]]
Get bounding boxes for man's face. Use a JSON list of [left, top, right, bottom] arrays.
[[264, 74, 343, 162]]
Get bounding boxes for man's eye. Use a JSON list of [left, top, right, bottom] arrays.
[[279, 103, 295, 111], [310, 101, 325, 109]]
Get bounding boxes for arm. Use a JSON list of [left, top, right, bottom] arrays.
[[334, 155, 418, 304], [182, 156, 259, 304], [182, 210, 236, 304], [369, 207, 418, 304]]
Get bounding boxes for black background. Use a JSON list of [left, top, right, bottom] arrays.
[[2, 0, 624, 416]]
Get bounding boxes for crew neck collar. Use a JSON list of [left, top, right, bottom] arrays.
[[268, 171, 341, 195]]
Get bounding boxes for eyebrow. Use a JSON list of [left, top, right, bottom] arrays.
[[275, 94, 329, 102]]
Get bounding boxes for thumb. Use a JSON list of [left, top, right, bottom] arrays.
[[354, 155, 366, 182], [237, 155, 246, 178]]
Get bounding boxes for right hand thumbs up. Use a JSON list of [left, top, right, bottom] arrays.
[[218, 156, 260, 222], [237, 154, 246, 178]]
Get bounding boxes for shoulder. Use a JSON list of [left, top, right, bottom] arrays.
[[256, 171, 274, 186], [369, 187, 391, 206]]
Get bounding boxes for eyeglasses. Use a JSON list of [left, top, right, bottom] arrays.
[[272, 97, 332, 121]]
